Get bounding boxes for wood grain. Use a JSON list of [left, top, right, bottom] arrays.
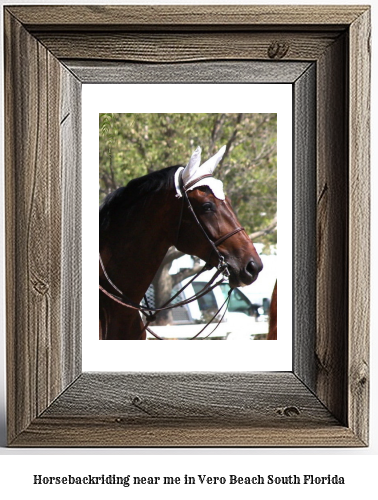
[[41, 373, 334, 422], [316, 34, 348, 425], [293, 64, 317, 390], [37, 32, 339, 63], [348, 8, 371, 445], [4, 11, 81, 443], [65, 60, 311, 84], [60, 69, 82, 387], [11, 373, 363, 447], [5, 12, 63, 442], [7, 5, 367, 30], [12, 419, 364, 448]]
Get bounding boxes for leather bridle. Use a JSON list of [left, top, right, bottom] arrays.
[[177, 170, 245, 274], [99, 168, 246, 339]]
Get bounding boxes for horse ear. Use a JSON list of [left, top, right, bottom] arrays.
[[182, 146, 202, 184], [200, 145, 226, 175]]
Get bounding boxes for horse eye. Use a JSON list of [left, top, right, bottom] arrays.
[[202, 202, 214, 212]]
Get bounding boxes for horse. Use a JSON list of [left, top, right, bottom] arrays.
[[99, 145, 263, 339], [267, 280, 277, 340]]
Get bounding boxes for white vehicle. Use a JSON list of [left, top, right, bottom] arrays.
[[146, 271, 268, 340]]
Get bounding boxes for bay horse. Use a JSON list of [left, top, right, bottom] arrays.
[[99, 146, 263, 339], [267, 281, 277, 340]]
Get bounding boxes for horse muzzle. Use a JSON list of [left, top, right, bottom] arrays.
[[229, 258, 263, 288]]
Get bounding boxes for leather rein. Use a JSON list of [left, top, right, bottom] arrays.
[[99, 169, 245, 339]]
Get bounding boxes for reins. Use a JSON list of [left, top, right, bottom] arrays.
[[99, 168, 245, 339], [145, 288, 233, 340]]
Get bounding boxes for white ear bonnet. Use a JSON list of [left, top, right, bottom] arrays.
[[174, 146, 226, 200]]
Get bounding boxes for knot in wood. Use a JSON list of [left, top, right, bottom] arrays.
[[33, 279, 49, 295], [276, 406, 300, 417], [131, 394, 153, 415], [132, 395, 142, 406], [268, 41, 289, 59]]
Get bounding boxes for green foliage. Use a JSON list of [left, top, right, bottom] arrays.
[[99, 113, 277, 245]]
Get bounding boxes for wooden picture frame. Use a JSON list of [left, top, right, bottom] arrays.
[[4, 5, 370, 447]]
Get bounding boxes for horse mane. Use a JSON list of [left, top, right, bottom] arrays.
[[99, 165, 180, 232]]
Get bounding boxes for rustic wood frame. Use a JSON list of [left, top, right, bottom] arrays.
[[4, 5, 370, 447]]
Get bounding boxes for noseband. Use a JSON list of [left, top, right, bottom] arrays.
[[99, 168, 246, 339]]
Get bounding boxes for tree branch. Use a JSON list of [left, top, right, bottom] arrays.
[[171, 262, 204, 287], [210, 114, 226, 153], [220, 113, 244, 168], [249, 214, 277, 240], [160, 247, 185, 266]]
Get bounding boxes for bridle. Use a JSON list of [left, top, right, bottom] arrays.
[[99, 168, 246, 339], [177, 170, 245, 273]]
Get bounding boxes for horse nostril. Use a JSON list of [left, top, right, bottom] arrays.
[[246, 259, 262, 278]]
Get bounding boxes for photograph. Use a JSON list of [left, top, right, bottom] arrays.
[[99, 113, 277, 340]]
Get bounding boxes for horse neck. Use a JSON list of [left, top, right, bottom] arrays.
[[100, 189, 179, 303]]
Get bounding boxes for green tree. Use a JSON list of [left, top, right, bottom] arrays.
[[100, 113, 277, 324]]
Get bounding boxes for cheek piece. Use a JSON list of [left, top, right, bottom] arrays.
[[175, 169, 245, 278]]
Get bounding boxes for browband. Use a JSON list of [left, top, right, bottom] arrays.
[[183, 174, 214, 191]]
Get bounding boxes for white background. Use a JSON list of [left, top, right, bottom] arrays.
[[0, 0, 377, 498], [84, 83, 292, 371]]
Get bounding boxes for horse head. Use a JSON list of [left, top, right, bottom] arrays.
[[175, 146, 263, 288]]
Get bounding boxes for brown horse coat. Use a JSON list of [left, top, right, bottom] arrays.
[[267, 280, 277, 340]]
